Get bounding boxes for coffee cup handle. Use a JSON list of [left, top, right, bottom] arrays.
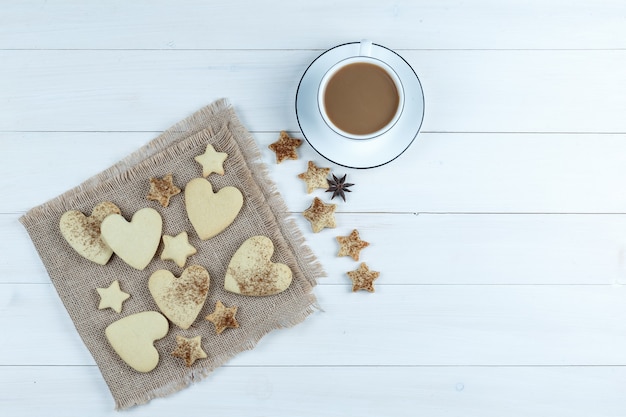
[[359, 39, 373, 57]]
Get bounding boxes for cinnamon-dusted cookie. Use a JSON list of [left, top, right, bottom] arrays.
[[336, 229, 370, 261], [59, 202, 121, 265], [146, 173, 181, 207], [224, 236, 292, 296], [346, 262, 380, 293], [297, 161, 330, 193], [205, 301, 239, 334], [268, 131, 302, 163], [148, 265, 210, 329], [171, 335, 207, 367], [303, 197, 336, 233]]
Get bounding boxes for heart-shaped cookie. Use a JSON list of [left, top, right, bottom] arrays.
[[59, 202, 121, 265], [100, 207, 162, 270], [185, 178, 243, 240], [105, 311, 168, 373], [224, 235, 292, 296], [148, 265, 210, 329]]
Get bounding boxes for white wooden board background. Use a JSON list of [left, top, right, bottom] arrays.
[[2, 1, 626, 415]]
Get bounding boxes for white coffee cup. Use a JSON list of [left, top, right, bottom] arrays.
[[317, 39, 405, 139]]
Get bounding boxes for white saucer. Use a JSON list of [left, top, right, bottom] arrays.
[[295, 42, 425, 169]]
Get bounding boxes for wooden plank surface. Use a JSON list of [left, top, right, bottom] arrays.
[[3, 365, 626, 417], [5, 212, 626, 285], [2, 50, 626, 133], [2, 1, 626, 415], [1, 0, 625, 50], [3, 284, 626, 367], [5, 132, 626, 213]]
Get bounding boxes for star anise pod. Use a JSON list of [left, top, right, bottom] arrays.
[[326, 174, 354, 202]]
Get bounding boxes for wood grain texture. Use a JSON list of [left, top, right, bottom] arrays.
[[1, 0, 625, 50], [5, 132, 626, 213], [6, 212, 626, 285], [3, 284, 626, 367], [3, 365, 626, 417], [1, 50, 626, 133]]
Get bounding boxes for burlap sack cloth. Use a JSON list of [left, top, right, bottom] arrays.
[[19, 99, 323, 409]]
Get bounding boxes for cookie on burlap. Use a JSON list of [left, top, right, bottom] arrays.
[[160, 232, 197, 267], [59, 202, 121, 265], [146, 173, 181, 207], [205, 301, 240, 334], [171, 335, 207, 367], [96, 280, 130, 313], [19, 100, 324, 410]]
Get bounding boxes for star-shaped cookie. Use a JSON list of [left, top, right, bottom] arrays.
[[303, 197, 336, 233], [96, 280, 130, 313], [194, 144, 228, 177], [147, 173, 181, 207], [160, 232, 197, 268], [268, 131, 302, 163], [171, 335, 207, 367], [346, 262, 380, 293], [297, 161, 331, 193], [205, 301, 240, 334], [337, 229, 370, 261]]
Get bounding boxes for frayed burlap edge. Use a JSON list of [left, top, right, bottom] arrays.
[[19, 99, 325, 410]]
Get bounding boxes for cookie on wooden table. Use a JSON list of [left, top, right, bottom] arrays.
[[346, 262, 380, 293], [297, 161, 330, 193], [303, 197, 336, 233], [268, 131, 302, 163], [336, 229, 370, 261]]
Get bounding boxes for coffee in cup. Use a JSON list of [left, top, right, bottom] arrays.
[[318, 40, 404, 139]]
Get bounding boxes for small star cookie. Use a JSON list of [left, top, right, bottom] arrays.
[[303, 197, 336, 233], [297, 161, 331, 193], [171, 335, 207, 367], [194, 144, 228, 177], [205, 301, 240, 334], [96, 280, 130, 313], [160, 232, 197, 268], [337, 229, 370, 261], [268, 131, 302, 163], [346, 262, 380, 293], [147, 173, 181, 207]]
